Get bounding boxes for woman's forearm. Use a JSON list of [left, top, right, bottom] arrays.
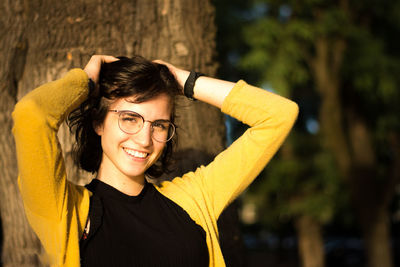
[[193, 76, 235, 108], [172, 68, 235, 109]]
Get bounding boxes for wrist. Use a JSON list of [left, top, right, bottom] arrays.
[[184, 71, 205, 100], [175, 69, 190, 91]]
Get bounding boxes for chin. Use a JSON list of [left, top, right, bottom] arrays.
[[124, 165, 151, 179]]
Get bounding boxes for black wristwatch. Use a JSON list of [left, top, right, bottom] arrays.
[[184, 71, 205, 100], [88, 78, 95, 93]]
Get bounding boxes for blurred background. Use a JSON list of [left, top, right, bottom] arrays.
[[1, 0, 399, 267], [215, 1, 400, 267]]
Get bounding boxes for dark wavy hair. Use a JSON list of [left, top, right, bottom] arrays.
[[67, 56, 181, 178]]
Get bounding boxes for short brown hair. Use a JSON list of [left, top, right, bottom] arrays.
[[68, 56, 181, 178]]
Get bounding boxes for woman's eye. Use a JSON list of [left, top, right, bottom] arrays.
[[122, 114, 140, 123], [153, 122, 167, 130], [122, 117, 136, 122]]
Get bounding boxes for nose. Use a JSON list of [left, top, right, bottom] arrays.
[[132, 122, 152, 147]]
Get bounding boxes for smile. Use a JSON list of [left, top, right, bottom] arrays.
[[123, 148, 149, 159]]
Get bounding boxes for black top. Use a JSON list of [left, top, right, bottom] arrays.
[[80, 179, 209, 267]]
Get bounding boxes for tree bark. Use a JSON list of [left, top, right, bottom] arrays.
[[1, 1, 43, 265], [295, 215, 325, 267], [1, 0, 234, 266]]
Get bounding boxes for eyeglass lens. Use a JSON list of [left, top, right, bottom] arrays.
[[118, 111, 174, 142]]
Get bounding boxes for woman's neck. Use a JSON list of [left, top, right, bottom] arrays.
[[96, 168, 146, 196]]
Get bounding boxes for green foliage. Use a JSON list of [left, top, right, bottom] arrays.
[[215, 0, 400, 233], [246, 132, 345, 228], [240, 17, 313, 96], [344, 28, 399, 103]]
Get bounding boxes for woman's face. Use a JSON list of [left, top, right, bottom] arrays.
[[95, 93, 173, 182]]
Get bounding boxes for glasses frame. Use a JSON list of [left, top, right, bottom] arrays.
[[109, 109, 175, 143]]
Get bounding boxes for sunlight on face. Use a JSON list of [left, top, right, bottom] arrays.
[[95, 93, 173, 187]]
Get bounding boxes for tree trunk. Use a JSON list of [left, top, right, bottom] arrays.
[[311, 37, 351, 178], [311, 35, 395, 267], [361, 208, 394, 267], [1, 0, 237, 266], [1, 1, 43, 265], [348, 112, 395, 267], [295, 215, 325, 267]]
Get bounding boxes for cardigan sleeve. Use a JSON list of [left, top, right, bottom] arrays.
[[12, 69, 90, 222], [180, 80, 298, 219]]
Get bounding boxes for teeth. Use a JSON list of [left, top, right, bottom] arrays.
[[124, 148, 148, 158]]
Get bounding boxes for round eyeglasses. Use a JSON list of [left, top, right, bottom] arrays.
[[109, 110, 175, 143]]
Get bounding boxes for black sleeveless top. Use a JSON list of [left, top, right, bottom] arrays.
[[80, 179, 209, 267]]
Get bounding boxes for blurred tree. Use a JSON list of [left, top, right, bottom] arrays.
[[1, 0, 241, 266], [225, 1, 400, 267], [215, 1, 341, 267], [250, 133, 344, 267]]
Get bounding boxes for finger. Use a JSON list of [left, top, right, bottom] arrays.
[[101, 55, 119, 63], [84, 55, 119, 82], [153, 59, 176, 74], [153, 59, 167, 65]]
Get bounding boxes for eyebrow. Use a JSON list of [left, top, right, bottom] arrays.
[[110, 109, 172, 122]]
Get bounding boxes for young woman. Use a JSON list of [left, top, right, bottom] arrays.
[[12, 55, 298, 267]]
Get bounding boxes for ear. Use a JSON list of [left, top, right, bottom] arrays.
[[93, 121, 104, 136]]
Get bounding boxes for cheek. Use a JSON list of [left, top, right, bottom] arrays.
[[101, 122, 126, 147], [153, 143, 167, 160]]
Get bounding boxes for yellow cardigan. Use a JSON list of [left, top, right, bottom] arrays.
[[12, 69, 298, 267]]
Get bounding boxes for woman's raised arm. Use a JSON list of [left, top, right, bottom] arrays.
[[13, 55, 118, 220], [154, 60, 299, 219]]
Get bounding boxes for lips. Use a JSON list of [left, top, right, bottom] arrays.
[[123, 148, 149, 159]]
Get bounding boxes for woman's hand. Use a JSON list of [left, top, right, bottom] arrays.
[[84, 55, 119, 83], [153, 59, 234, 108], [153, 60, 190, 93]]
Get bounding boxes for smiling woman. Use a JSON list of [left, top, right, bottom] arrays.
[[12, 55, 298, 266], [93, 93, 174, 196], [68, 56, 180, 180]]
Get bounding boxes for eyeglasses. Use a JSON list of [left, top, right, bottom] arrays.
[[109, 110, 175, 142]]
